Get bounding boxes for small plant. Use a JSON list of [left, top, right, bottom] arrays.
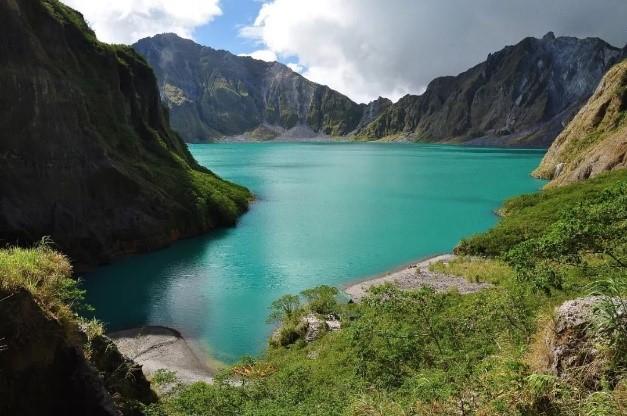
[[151, 369, 179, 386], [582, 391, 620, 416], [523, 373, 562, 412], [79, 317, 104, 340], [588, 276, 627, 372]]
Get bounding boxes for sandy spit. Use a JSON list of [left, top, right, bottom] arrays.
[[344, 254, 492, 302]]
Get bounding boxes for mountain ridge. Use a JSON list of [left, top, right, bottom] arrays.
[[135, 32, 624, 147], [356, 32, 626, 147], [133, 33, 383, 142]]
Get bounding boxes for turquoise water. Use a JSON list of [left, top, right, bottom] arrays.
[[84, 143, 545, 363]]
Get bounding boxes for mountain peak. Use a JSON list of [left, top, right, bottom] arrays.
[[133, 35, 371, 141], [356, 34, 624, 146]]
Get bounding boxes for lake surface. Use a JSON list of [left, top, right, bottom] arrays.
[[84, 143, 545, 363]]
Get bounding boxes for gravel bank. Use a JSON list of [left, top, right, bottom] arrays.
[[344, 254, 492, 302]]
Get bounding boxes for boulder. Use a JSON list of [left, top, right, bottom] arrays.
[[550, 296, 625, 389], [297, 313, 342, 343], [325, 314, 342, 332], [300, 314, 325, 343]]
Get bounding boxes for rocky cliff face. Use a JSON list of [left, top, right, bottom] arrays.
[[0, 245, 156, 415], [0, 0, 250, 267], [0, 288, 156, 416], [533, 59, 627, 186], [136, 33, 623, 148], [356, 33, 625, 147], [133, 34, 385, 141]]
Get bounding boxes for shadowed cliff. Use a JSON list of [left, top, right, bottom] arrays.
[[0, 0, 250, 267]]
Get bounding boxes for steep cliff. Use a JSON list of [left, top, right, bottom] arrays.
[[356, 33, 625, 147], [0, 0, 250, 267], [0, 246, 155, 416], [133, 34, 380, 141], [533, 59, 627, 186]]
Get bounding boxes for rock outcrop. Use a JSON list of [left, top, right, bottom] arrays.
[[133, 34, 378, 141], [0, 288, 154, 416], [88, 333, 157, 413], [297, 313, 342, 343], [533, 59, 627, 186], [356, 33, 625, 147], [0, 0, 250, 268], [0, 246, 157, 415], [299, 314, 325, 343], [549, 296, 625, 389]]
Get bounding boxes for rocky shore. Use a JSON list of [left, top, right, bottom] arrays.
[[344, 254, 492, 302]]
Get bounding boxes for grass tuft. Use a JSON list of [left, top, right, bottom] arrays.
[[0, 241, 83, 325]]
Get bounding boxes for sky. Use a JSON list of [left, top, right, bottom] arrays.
[[64, 0, 627, 104]]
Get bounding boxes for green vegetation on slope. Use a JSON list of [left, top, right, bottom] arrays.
[[146, 171, 627, 415], [0, 243, 83, 329], [456, 169, 627, 257]]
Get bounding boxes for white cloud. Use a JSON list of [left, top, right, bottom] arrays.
[[243, 0, 627, 103], [286, 63, 304, 73], [238, 49, 278, 62], [63, 0, 222, 44]]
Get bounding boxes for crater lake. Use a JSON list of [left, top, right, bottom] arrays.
[[84, 143, 545, 363]]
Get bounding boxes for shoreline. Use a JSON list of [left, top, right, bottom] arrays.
[[344, 253, 492, 302], [110, 255, 492, 383], [108, 326, 215, 385]]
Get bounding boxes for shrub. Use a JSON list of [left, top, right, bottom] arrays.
[[301, 285, 340, 315]]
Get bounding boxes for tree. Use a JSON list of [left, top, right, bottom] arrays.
[[267, 294, 301, 323], [300, 285, 340, 315]]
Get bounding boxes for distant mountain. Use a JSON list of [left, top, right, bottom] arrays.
[[0, 0, 250, 267], [356, 33, 625, 147], [533, 59, 627, 186], [135, 33, 624, 147], [133, 34, 390, 141]]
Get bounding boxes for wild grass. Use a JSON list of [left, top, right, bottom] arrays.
[[429, 256, 514, 284], [0, 241, 83, 325]]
